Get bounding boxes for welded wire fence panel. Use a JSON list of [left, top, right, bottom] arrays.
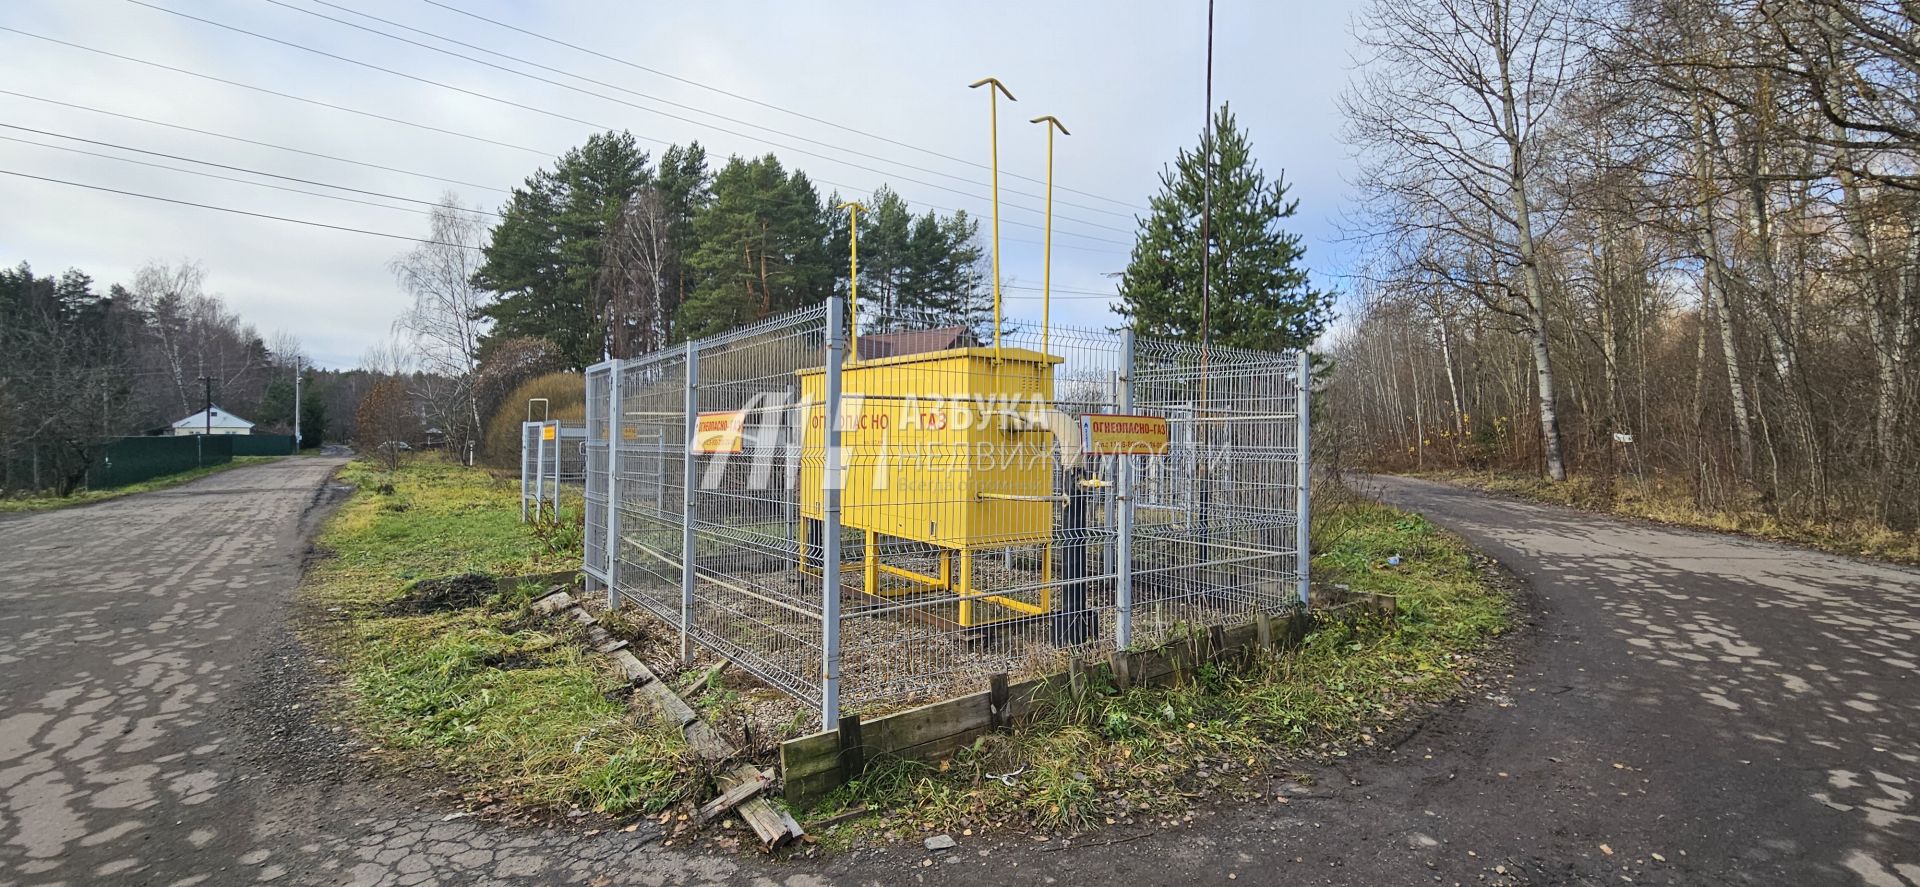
[[688, 305, 829, 702], [589, 299, 1308, 720], [829, 317, 1133, 710], [1129, 338, 1305, 650], [584, 364, 613, 584], [611, 347, 690, 626]]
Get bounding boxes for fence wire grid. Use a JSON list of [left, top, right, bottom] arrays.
[[582, 297, 1309, 725], [520, 419, 586, 525]]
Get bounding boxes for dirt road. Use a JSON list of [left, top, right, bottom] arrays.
[[3, 463, 1915, 885]]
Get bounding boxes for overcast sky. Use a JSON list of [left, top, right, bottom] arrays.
[[2, 0, 1363, 369]]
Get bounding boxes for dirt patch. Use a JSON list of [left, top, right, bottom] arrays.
[[384, 572, 497, 615]]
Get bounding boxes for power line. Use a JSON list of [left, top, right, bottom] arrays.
[[0, 123, 501, 217], [264, 0, 1137, 222], [6, 25, 1128, 248], [115, 4, 1139, 241], [0, 27, 555, 157], [0, 92, 1122, 255], [2, 167, 1125, 299], [0, 133, 433, 217], [415, 0, 1146, 212], [0, 89, 512, 195], [0, 168, 472, 246]]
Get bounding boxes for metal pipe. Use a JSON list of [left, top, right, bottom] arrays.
[[821, 293, 846, 728], [680, 341, 700, 664]]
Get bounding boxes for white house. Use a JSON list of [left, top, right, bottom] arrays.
[[171, 405, 255, 436]]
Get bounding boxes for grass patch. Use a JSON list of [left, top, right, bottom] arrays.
[[1414, 468, 1920, 565], [305, 456, 694, 816], [808, 485, 1510, 841], [0, 455, 287, 513]]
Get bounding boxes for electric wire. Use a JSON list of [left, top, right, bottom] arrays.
[[2, 167, 1123, 300], [263, 0, 1137, 221], [115, 5, 1139, 241], [415, 0, 1146, 212]]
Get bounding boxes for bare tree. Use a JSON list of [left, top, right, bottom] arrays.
[[597, 188, 676, 358], [1346, 0, 1586, 480], [391, 196, 490, 461]]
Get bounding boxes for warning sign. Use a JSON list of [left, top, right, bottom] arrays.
[[1080, 413, 1170, 456], [690, 410, 746, 454], [541, 424, 556, 441]]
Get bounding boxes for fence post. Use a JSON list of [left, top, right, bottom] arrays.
[[1295, 349, 1312, 608], [536, 426, 548, 523], [549, 421, 561, 520], [605, 360, 623, 610], [1116, 328, 1136, 650], [820, 293, 846, 728], [681, 341, 701, 664], [520, 423, 530, 522]]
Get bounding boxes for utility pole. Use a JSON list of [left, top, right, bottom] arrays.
[[292, 359, 302, 452], [198, 375, 213, 436]]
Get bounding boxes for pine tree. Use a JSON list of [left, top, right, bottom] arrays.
[[1118, 104, 1332, 351], [474, 131, 652, 368], [677, 155, 835, 337]]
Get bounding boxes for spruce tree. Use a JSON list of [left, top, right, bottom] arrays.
[[1118, 104, 1332, 351]]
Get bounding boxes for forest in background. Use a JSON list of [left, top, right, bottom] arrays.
[[1329, 0, 1920, 534]]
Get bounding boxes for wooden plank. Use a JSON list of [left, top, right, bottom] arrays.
[[1255, 612, 1274, 649], [719, 763, 800, 849], [633, 680, 698, 729], [682, 720, 735, 762], [696, 769, 772, 823], [780, 730, 841, 782], [528, 590, 575, 617], [837, 714, 865, 781]]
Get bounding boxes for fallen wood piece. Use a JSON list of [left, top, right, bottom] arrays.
[[696, 769, 772, 823], [607, 649, 655, 685], [716, 763, 802, 849], [681, 661, 727, 696], [528, 589, 575, 616], [682, 720, 735, 762]]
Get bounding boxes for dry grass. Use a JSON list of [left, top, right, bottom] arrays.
[[1415, 468, 1920, 565]]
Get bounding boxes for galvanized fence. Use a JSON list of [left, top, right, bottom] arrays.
[[583, 295, 1309, 727], [519, 420, 586, 523]]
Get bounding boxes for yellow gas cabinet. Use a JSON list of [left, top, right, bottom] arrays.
[[798, 345, 1063, 626]]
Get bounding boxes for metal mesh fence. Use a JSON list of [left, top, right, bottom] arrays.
[[590, 297, 1309, 726], [520, 419, 585, 523]]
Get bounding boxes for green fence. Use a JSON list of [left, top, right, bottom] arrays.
[[232, 433, 295, 457], [88, 435, 235, 489]]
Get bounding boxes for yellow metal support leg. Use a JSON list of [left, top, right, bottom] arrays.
[[864, 529, 879, 599], [959, 549, 975, 627], [1042, 542, 1053, 613]]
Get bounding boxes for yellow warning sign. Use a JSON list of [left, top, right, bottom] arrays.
[[691, 410, 746, 454], [541, 425, 556, 441], [1080, 413, 1169, 456]]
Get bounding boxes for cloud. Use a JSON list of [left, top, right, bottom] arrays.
[[0, 0, 1362, 367]]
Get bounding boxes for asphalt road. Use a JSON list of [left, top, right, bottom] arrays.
[[3, 462, 1916, 885]]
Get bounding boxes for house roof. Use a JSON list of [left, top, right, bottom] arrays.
[[853, 327, 976, 360], [172, 405, 255, 430]]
